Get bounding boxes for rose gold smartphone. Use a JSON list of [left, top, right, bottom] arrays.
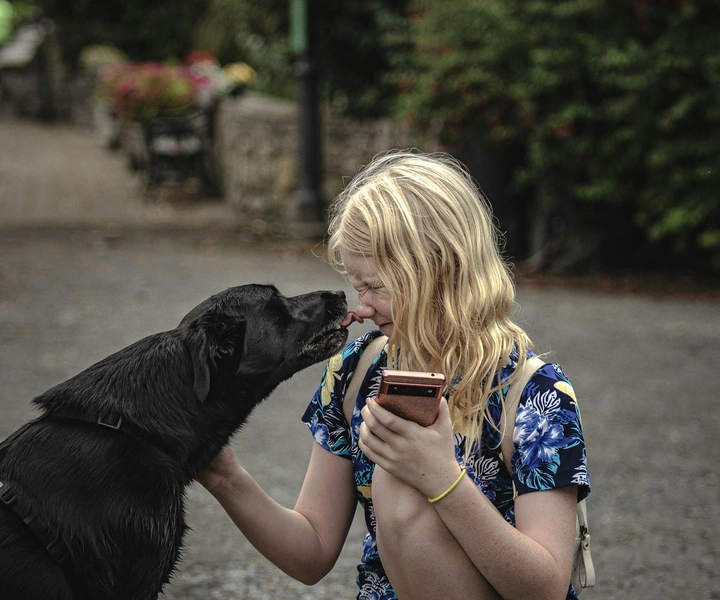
[[376, 370, 446, 426]]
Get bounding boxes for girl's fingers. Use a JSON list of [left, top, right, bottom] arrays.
[[362, 402, 402, 445], [358, 422, 390, 467], [364, 397, 413, 435], [361, 397, 459, 490], [429, 397, 452, 431]]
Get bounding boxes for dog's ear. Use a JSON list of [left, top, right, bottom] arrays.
[[185, 313, 246, 402]]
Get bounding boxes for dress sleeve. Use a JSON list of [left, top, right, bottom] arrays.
[[511, 363, 591, 501], [301, 332, 380, 459]]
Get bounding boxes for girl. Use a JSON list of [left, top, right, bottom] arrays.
[[200, 150, 590, 599]]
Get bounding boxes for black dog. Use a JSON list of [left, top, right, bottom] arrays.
[[0, 284, 355, 600]]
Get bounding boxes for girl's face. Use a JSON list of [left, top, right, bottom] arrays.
[[340, 251, 394, 337]]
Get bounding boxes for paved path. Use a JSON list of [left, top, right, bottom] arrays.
[[0, 116, 242, 231], [1, 117, 719, 599]]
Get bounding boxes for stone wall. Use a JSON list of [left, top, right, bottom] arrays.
[[215, 91, 415, 223], [2, 65, 421, 226]]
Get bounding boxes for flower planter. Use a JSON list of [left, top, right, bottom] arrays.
[[94, 57, 254, 198], [142, 109, 210, 189]]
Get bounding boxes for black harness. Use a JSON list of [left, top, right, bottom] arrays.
[[48, 407, 176, 457], [0, 478, 71, 563], [0, 473, 86, 598], [0, 408, 173, 598]]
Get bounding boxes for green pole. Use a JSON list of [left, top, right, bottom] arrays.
[[289, 0, 322, 222], [289, 0, 307, 55]]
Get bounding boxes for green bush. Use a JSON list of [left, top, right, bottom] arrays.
[[193, 0, 408, 116], [41, 0, 409, 116], [394, 0, 720, 271], [193, 0, 295, 100], [34, 0, 208, 66]]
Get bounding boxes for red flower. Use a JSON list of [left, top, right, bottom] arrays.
[[554, 123, 574, 138], [185, 49, 218, 66], [396, 77, 413, 92], [447, 112, 465, 129], [435, 42, 452, 56], [428, 79, 442, 94]]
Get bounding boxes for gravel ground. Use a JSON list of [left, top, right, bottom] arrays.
[[1, 231, 719, 600]]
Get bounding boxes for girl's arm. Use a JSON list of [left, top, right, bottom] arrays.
[[198, 442, 357, 585], [431, 473, 577, 600], [360, 398, 577, 600]]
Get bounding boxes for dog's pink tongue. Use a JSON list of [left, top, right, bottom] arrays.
[[339, 311, 363, 327]]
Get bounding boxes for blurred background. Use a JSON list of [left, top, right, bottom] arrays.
[[0, 1, 719, 599], [1, 0, 719, 276]]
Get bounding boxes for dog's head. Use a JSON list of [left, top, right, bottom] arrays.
[[179, 284, 352, 403]]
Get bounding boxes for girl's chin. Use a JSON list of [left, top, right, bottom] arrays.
[[378, 323, 394, 336]]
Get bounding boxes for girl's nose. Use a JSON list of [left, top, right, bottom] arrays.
[[355, 297, 375, 319]]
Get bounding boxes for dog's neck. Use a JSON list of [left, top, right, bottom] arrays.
[[31, 334, 293, 485], [32, 388, 259, 485], [180, 376, 289, 480]]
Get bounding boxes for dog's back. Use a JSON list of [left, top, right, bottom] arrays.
[[0, 366, 188, 600]]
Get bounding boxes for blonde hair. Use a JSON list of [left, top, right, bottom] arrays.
[[327, 150, 534, 448]]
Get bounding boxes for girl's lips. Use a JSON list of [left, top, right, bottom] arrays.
[[339, 311, 364, 327]]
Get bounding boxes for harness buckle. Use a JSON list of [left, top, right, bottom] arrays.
[[97, 413, 123, 430], [46, 537, 71, 564], [0, 480, 17, 505]]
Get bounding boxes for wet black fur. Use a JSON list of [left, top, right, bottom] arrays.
[[0, 284, 349, 600]]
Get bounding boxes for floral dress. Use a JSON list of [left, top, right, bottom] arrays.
[[302, 330, 591, 600]]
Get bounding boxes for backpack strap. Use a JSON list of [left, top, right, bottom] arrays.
[[343, 334, 388, 425], [500, 355, 545, 474], [575, 499, 596, 589], [500, 354, 596, 592]]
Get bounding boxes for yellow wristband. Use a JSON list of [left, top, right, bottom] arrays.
[[428, 468, 467, 504]]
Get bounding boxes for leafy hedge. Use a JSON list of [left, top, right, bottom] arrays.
[[192, 0, 409, 116], [27, 0, 720, 271], [37, 0, 408, 117], [393, 0, 720, 270], [33, 0, 208, 66]]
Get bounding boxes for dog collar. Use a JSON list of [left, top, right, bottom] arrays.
[[47, 407, 176, 458]]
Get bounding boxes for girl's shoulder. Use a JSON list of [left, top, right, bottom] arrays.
[[341, 329, 387, 370], [497, 348, 574, 388]]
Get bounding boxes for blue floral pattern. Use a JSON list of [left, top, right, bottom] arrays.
[[301, 331, 590, 600]]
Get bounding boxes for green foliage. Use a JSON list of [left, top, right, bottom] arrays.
[[33, 0, 208, 66], [193, 0, 295, 100], [7, 0, 35, 25], [29, 0, 409, 114], [193, 0, 409, 116], [30, 0, 408, 116], [395, 0, 720, 270], [312, 0, 409, 117]]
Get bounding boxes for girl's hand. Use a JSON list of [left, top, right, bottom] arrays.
[[197, 443, 242, 495], [358, 397, 460, 499]]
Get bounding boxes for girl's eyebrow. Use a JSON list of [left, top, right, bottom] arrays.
[[348, 278, 368, 289], [349, 275, 381, 287]]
